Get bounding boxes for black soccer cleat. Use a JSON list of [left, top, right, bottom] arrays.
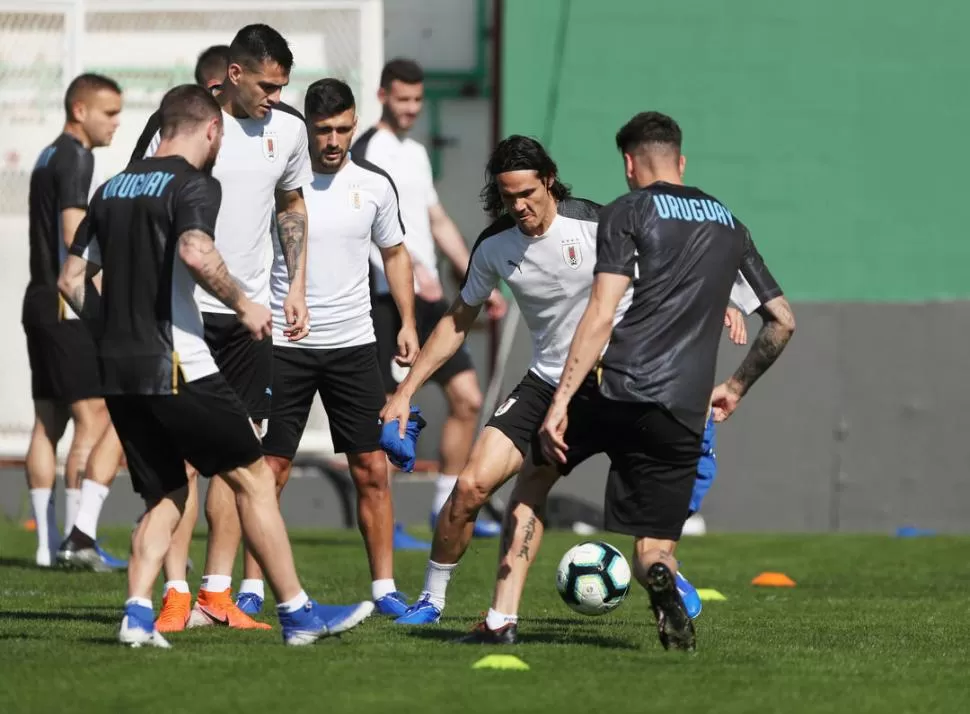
[[645, 562, 697, 653], [454, 620, 519, 645], [56, 529, 112, 573]]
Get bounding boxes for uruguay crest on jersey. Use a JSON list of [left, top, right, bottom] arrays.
[[262, 132, 278, 161], [561, 238, 582, 270]]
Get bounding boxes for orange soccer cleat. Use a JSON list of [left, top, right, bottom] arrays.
[[155, 590, 192, 633], [186, 588, 272, 630]]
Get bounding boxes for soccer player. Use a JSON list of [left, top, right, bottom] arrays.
[[22, 73, 122, 567], [57, 45, 231, 572], [58, 83, 374, 648], [127, 25, 312, 631], [233, 78, 420, 617], [352, 58, 508, 541], [382, 135, 748, 627], [519, 111, 795, 652]]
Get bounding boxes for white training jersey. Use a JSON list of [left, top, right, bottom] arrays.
[[270, 154, 404, 349], [351, 126, 439, 295], [138, 102, 313, 314], [460, 198, 755, 387]]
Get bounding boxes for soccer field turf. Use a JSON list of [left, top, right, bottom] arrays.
[[1, 520, 967, 714]]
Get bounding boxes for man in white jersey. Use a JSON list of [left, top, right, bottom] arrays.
[[57, 45, 231, 575], [233, 79, 420, 618], [382, 136, 750, 636], [129, 25, 313, 633], [352, 59, 508, 542]]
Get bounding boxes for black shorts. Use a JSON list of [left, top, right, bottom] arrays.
[[23, 320, 101, 403], [105, 373, 263, 505], [485, 371, 556, 458], [555, 382, 702, 541], [203, 312, 273, 421], [372, 293, 474, 393], [261, 343, 385, 459]]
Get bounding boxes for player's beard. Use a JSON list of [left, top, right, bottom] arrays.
[[319, 147, 345, 171], [202, 146, 219, 175]]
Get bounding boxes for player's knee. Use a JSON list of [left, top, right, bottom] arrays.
[[451, 385, 482, 422], [350, 451, 389, 497], [264, 454, 294, 492], [453, 472, 490, 514]]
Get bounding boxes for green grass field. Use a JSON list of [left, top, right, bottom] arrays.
[[1, 519, 968, 714]]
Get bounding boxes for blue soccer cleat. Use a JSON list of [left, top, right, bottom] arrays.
[[235, 592, 264, 616], [393, 522, 430, 550], [95, 542, 128, 570], [394, 596, 442, 625], [118, 602, 170, 648], [374, 591, 410, 617], [676, 570, 703, 619], [280, 600, 375, 646], [430, 511, 501, 538]]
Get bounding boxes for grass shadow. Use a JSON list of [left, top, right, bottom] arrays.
[[404, 627, 638, 650], [0, 556, 41, 570], [0, 610, 118, 625]]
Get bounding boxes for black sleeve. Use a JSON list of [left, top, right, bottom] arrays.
[[69, 211, 95, 258], [131, 110, 161, 162], [56, 144, 94, 210], [175, 174, 222, 238], [739, 228, 782, 304], [594, 197, 639, 278]]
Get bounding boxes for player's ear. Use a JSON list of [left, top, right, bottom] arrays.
[[227, 63, 243, 85], [623, 152, 635, 181], [71, 99, 86, 124], [679, 154, 687, 178], [377, 86, 387, 105]]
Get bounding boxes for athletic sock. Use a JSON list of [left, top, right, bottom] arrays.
[[239, 579, 265, 599], [29, 488, 54, 556], [73, 480, 110, 541], [432, 474, 458, 516], [163, 580, 190, 595], [200, 574, 232, 594], [421, 560, 457, 609], [485, 608, 518, 631], [277, 591, 310, 614], [372, 579, 396, 600], [125, 596, 153, 610], [64, 488, 81, 538]]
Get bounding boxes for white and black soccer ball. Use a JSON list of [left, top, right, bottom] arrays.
[[555, 541, 631, 616]]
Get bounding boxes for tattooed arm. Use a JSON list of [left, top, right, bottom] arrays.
[[179, 229, 271, 340], [275, 187, 309, 341], [57, 254, 99, 319], [710, 296, 795, 422]]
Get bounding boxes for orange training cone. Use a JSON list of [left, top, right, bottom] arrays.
[[752, 572, 796, 587]]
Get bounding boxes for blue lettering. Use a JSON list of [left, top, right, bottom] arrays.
[[712, 203, 728, 225], [143, 172, 163, 197], [117, 174, 137, 198], [666, 194, 683, 219], [688, 198, 705, 221], [653, 194, 670, 219], [155, 172, 175, 197], [701, 200, 718, 222], [721, 204, 736, 228], [131, 175, 148, 197], [103, 174, 122, 199], [676, 197, 694, 221]]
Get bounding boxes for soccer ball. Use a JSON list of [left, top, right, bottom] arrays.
[[555, 541, 631, 616]]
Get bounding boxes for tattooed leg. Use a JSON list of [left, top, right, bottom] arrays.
[[491, 462, 560, 616]]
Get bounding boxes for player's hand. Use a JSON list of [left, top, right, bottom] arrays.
[[485, 289, 508, 321], [396, 323, 420, 366], [710, 380, 742, 423], [238, 299, 272, 341], [414, 262, 444, 303], [283, 291, 310, 342], [380, 391, 413, 439], [724, 307, 747, 345], [539, 397, 570, 464]]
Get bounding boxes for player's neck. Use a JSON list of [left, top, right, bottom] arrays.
[[62, 123, 91, 149], [377, 118, 405, 139], [218, 87, 250, 119], [311, 155, 349, 175], [154, 139, 205, 171]]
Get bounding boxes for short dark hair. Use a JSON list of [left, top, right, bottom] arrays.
[[380, 58, 423, 90], [64, 73, 122, 121], [304, 78, 356, 120], [159, 84, 222, 139], [481, 135, 571, 219], [615, 111, 682, 157], [194, 45, 230, 87], [229, 24, 293, 74]]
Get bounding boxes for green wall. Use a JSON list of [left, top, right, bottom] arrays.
[[501, 0, 970, 301]]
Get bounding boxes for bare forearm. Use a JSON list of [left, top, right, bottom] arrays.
[[384, 248, 416, 328], [727, 319, 793, 396], [398, 301, 477, 397], [554, 310, 614, 404], [179, 230, 242, 310], [59, 278, 86, 316], [431, 214, 470, 272], [277, 209, 307, 288]]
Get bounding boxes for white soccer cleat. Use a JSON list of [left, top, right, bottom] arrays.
[[118, 616, 171, 649], [681, 513, 707, 536]]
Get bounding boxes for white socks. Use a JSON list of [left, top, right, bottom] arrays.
[[73, 480, 110, 540], [163, 580, 190, 595], [200, 574, 232, 593], [29, 488, 56, 565], [64, 488, 81, 537], [239, 579, 265, 599], [485, 608, 518, 631], [125, 596, 153, 610], [421, 560, 457, 609], [277, 591, 309, 614], [372, 579, 396, 601], [432, 474, 458, 516]]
